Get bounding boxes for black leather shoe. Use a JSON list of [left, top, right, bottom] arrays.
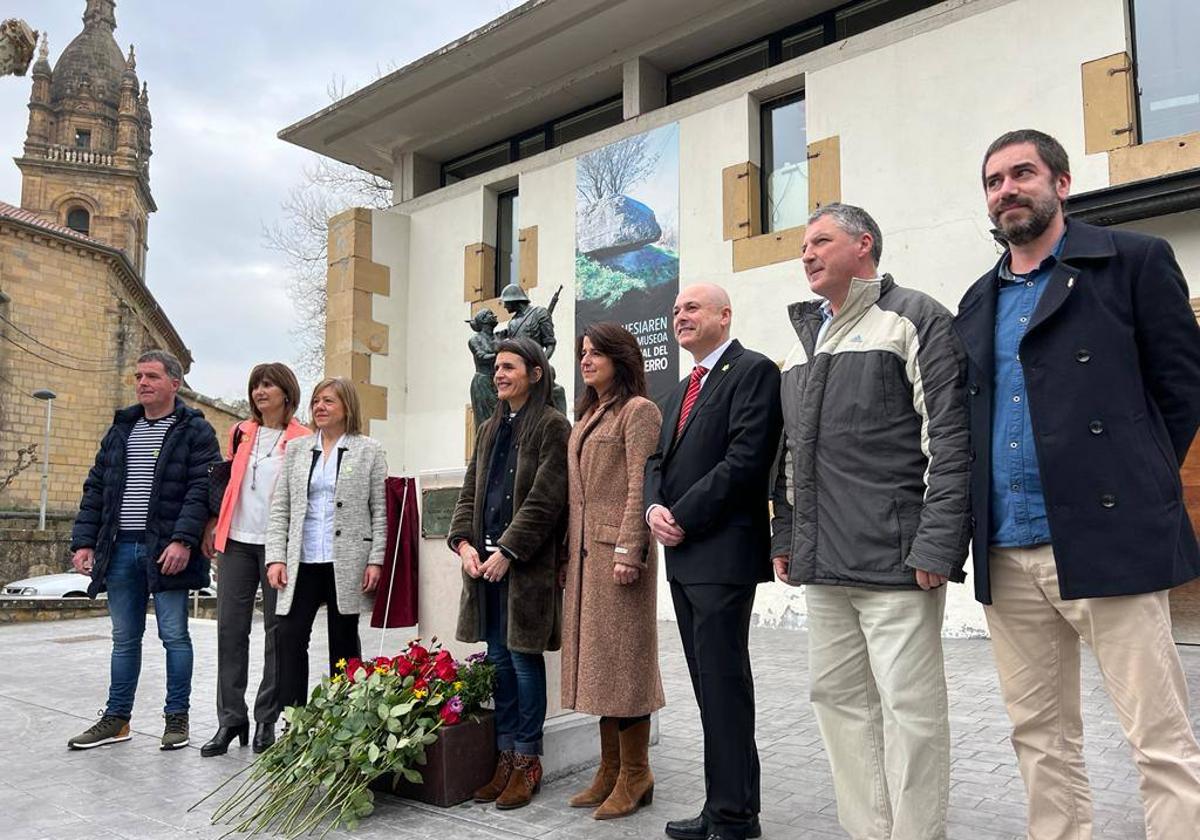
[[665, 815, 761, 840], [252, 722, 275, 754], [666, 814, 707, 840], [200, 723, 248, 757]]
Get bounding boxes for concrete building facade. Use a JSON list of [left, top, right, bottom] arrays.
[[283, 0, 1200, 640]]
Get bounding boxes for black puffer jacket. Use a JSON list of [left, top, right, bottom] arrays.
[[71, 398, 221, 597]]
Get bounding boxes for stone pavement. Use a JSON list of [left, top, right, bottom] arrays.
[[2, 612, 1198, 840]]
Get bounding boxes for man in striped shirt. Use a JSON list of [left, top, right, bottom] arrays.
[[68, 350, 220, 751]]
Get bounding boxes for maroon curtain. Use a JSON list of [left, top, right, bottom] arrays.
[[371, 476, 418, 628]]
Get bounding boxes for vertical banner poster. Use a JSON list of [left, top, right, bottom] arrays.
[[575, 123, 680, 405]]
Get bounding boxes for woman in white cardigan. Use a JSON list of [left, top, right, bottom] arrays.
[[266, 377, 387, 710]]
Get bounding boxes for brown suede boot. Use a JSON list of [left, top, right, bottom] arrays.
[[496, 752, 543, 810], [593, 720, 654, 819], [472, 749, 514, 802], [568, 718, 620, 807]]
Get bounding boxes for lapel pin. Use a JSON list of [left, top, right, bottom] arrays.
[[721, 363, 730, 372], [1066, 277, 1075, 288]]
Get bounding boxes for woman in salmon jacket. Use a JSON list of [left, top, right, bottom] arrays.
[[200, 363, 310, 757]]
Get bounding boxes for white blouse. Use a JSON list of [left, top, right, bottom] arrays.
[[228, 427, 288, 545]]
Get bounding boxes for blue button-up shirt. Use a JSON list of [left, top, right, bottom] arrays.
[[989, 237, 1063, 547], [301, 435, 345, 563]]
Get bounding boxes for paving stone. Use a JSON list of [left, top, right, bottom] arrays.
[[2, 614, 1198, 838]]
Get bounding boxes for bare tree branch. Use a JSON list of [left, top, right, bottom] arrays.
[[265, 79, 393, 379], [577, 134, 660, 205], [0, 443, 37, 495]]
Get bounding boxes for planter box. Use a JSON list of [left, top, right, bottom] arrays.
[[372, 710, 496, 807]]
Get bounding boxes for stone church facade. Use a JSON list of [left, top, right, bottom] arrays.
[[0, 0, 243, 517]]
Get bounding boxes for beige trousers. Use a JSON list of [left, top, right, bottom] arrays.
[[807, 584, 950, 840], [985, 545, 1200, 840]]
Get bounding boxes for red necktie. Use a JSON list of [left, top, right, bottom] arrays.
[[676, 365, 708, 434]]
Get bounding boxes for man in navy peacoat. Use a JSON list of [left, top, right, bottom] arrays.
[[954, 128, 1200, 840]]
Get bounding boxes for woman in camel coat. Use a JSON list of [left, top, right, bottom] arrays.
[[561, 322, 665, 821]]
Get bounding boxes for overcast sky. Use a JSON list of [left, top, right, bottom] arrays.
[[0, 0, 514, 401]]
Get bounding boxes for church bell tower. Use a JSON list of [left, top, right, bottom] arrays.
[[17, 0, 154, 278]]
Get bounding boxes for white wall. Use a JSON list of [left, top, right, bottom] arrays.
[[366, 0, 1195, 640]]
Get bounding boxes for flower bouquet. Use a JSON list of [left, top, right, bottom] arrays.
[[197, 639, 494, 838]]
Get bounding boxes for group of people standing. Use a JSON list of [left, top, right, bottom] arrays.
[[60, 126, 1200, 840], [451, 128, 1200, 840], [66, 359, 389, 761]]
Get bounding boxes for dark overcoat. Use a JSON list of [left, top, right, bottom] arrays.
[[448, 405, 570, 653], [562, 396, 666, 718], [954, 219, 1200, 603]]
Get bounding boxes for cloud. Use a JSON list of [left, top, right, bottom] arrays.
[[0, 0, 504, 400]]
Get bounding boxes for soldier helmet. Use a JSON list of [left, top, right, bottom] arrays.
[[499, 283, 530, 304]]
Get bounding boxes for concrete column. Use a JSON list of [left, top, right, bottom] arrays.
[[622, 56, 667, 120], [393, 151, 441, 203]]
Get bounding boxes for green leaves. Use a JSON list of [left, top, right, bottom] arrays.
[[204, 641, 495, 839]]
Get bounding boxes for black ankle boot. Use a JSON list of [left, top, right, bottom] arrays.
[[200, 723, 249, 757], [252, 722, 275, 754]]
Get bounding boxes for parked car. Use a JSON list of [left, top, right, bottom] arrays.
[[2, 572, 215, 598]]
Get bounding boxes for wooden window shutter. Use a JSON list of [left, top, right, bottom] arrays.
[[518, 225, 538, 290], [1082, 52, 1137, 154], [722, 161, 761, 241], [463, 242, 495, 303], [807, 136, 841, 213]]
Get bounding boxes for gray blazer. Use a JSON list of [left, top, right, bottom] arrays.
[[266, 433, 388, 616]]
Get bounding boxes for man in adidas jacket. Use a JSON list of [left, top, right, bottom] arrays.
[[771, 203, 970, 840]]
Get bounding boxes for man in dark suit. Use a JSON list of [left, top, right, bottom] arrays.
[[644, 283, 783, 840], [955, 129, 1200, 840]]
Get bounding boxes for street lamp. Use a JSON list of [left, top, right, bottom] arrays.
[[32, 388, 55, 530]]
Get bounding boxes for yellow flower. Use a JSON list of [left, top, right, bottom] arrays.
[[335, 658, 347, 671], [453, 681, 464, 691], [331, 675, 343, 684], [413, 688, 428, 699]]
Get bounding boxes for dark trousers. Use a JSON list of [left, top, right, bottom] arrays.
[[215, 539, 279, 726], [276, 563, 361, 710], [483, 578, 546, 755], [670, 579, 760, 834]]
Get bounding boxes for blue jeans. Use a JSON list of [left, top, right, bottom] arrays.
[[104, 539, 192, 718], [483, 580, 546, 755]]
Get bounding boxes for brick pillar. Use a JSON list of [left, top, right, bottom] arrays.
[[325, 208, 390, 424]]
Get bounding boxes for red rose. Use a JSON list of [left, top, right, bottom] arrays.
[[434, 660, 458, 682], [395, 657, 415, 677], [409, 644, 429, 663], [374, 656, 392, 671], [439, 705, 461, 726], [413, 677, 429, 693], [345, 657, 362, 682]]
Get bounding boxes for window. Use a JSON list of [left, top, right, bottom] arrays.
[[781, 26, 826, 63], [551, 98, 622, 147], [834, 0, 937, 39], [495, 190, 519, 297], [74, 129, 91, 149], [761, 94, 808, 233], [666, 0, 940, 105], [1131, 0, 1200, 143], [443, 142, 511, 186], [440, 97, 622, 187], [667, 42, 770, 103], [66, 207, 90, 236]]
